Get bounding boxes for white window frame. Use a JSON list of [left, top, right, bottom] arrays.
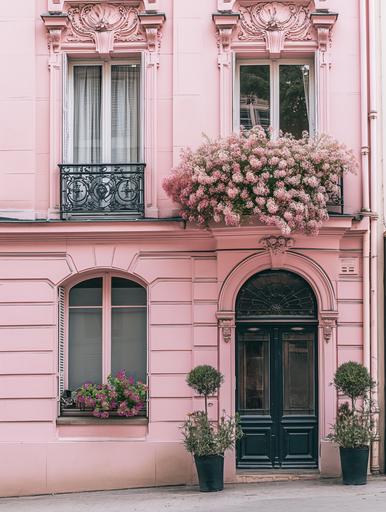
[[65, 59, 142, 164], [62, 273, 148, 391], [235, 59, 316, 138]]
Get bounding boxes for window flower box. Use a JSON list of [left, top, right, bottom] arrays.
[[61, 370, 147, 419], [163, 127, 357, 236]]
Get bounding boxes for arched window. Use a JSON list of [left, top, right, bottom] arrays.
[[65, 275, 147, 392]]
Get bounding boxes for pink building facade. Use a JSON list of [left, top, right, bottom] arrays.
[[0, 0, 382, 496]]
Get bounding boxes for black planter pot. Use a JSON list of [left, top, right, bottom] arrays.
[[340, 446, 369, 485], [194, 454, 224, 492]]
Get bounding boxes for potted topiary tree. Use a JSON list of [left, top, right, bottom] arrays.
[[181, 365, 242, 492], [328, 361, 377, 485]]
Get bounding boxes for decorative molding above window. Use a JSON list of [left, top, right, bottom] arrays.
[[238, 2, 313, 57], [64, 4, 146, 53], [42, 1, 166, 56], [213, 1, 338, 57]]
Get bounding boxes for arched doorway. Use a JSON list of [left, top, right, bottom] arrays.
[[236, 269, 318, 469]]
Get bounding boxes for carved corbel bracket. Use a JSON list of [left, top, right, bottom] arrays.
[[310, 11, 338, 52], [216, 311, 235, 344], [138, 12, 166, 55], [213, 13, 240, 53], [260, 235, 294, 269], [41, 13, 69, 53], [320, 312, 338, 343]]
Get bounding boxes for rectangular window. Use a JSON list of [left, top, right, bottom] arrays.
[[237, 60, 314, 138], [68, 61, 141, 164]]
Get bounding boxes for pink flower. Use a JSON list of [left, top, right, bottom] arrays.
[[226, 187, 238, 199]]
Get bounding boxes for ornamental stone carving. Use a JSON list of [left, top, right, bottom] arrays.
[[216, 312, 235, 343], [63, 3, 146, 55], [238, 1, 313, 57], [260, 236, 294, 254], [320, 313, 338, 343]]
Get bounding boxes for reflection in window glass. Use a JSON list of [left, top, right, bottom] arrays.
[[238, 330, 270, 414], [69, 308, 102, 390], [111, 308, 147, 381], [279, 65, 310, 138], [240, 65, 270, 130], [283, 332, 315, 415]]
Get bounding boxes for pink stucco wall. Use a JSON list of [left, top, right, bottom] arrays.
[[0, 0, 372, 496]]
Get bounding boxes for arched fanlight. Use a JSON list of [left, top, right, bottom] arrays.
[[236, 270, 317, 320]]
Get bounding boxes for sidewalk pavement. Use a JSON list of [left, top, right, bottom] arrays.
[[1, 477, 386, 512]]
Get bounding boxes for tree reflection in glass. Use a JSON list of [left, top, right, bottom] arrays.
[[279, 65, 310, 138], [240, 65, 270, 131]]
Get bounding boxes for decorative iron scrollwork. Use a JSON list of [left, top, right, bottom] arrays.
[[59, 163, 145, 218], [236, 269, 317, 320]]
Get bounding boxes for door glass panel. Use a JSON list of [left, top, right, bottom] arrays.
[[238, 329, 270, 414], [240, 65, 270, 131], [279, 65, 310, 138], [282, 331, 315, 415]]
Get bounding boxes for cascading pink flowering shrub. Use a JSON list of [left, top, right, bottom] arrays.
[[163, 127, 358, 235], [75, 370, 147, 419]]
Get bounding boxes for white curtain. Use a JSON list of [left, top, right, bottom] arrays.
[[73, 66, 102, 163], [302, 65, 310, 124], [111, 65, 140, 163]]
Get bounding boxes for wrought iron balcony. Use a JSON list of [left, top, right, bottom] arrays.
[[327, 179, 344, 215], [59, 163, 145, 219]]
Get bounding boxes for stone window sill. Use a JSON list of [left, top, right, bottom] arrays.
[[57, 416, 148, 426]]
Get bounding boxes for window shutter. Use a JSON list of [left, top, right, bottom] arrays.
[[58, 286, 65, 403]]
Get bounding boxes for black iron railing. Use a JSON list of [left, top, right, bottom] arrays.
[[327, 179, 344, 215], [59, 163, 145, 219]]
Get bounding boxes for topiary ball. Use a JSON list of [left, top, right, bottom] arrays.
[[333, 361, 374, 401], [186, 365, 224, 397]]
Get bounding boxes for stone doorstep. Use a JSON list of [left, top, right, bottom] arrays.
[[233, 471, 320, 484]]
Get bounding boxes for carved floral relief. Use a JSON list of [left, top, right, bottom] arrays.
[[63, 3, 146, 53], [238, 2, 312, 40]]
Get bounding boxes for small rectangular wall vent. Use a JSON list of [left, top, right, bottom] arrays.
[[340, 258, 358, 275]]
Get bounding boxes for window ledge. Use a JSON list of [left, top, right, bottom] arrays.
[[57, 416, 148, 426]]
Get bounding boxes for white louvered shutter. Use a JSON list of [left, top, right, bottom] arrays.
[[58, 286, 65, 406]]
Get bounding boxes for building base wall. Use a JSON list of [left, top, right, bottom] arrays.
[[0, 441, 194, 497]]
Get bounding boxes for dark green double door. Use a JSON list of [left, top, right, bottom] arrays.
[[236, 324, 318, 469]]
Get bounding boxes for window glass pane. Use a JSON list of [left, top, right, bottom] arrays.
[[111, 308, 147, 382], [111, 65, 140, 162], [69, 308, 102, 390], [73, 66, 102, 163], [237, 329, 270, 414], [111, 277, 146, 306], [240, 65, 270, 131], [279, 65, 310, 138], [69, 278, 102, 307], [283, 331, 315, 415]]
